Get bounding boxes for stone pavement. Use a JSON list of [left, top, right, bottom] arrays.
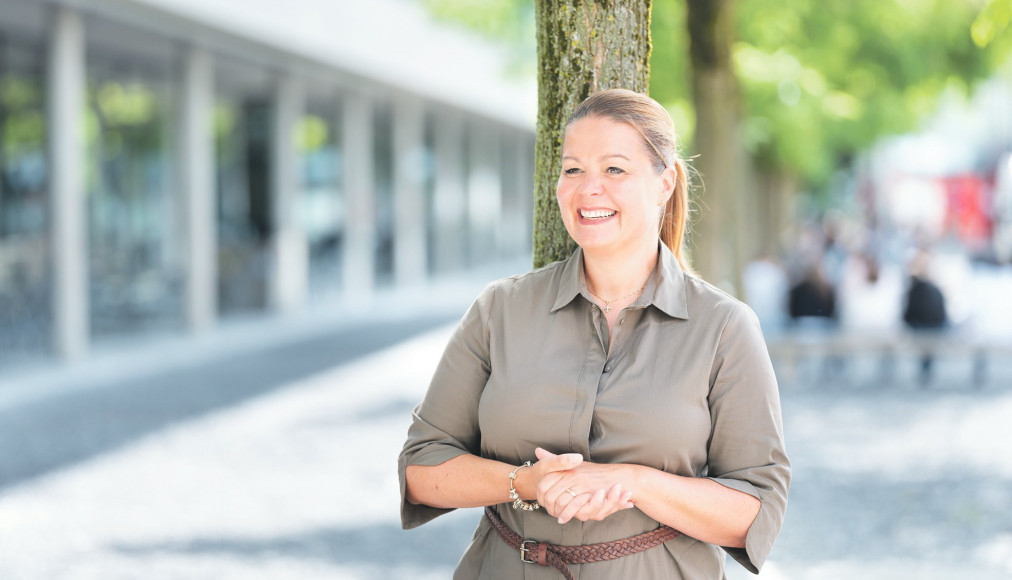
[[1, 274, 1011, 579]]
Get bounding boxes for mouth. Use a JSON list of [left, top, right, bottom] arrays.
[[579, 208, 617, 220]]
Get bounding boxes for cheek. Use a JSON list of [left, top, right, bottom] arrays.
[[556, 180, 573, 208], [555, 187, 569, 221]]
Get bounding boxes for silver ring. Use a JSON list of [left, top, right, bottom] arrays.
[[565, 488, 578, 498]]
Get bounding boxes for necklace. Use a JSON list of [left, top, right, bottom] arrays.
[[586, 284, 646, 313]]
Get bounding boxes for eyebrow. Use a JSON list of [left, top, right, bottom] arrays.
[[561, 154, 632, 162]]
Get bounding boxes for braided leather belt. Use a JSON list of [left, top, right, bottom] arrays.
[[484, 506, 680, 580]]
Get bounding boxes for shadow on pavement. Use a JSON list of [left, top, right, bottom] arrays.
[[110, 513, 479, 570], [0, 314, 454, 491]]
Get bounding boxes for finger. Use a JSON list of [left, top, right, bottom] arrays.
[[536, 472, 566, 502], [543, 479, 580, 514], [610, 486, 634, 509], [530, 447, 554, 461], [578, 484, 627, 521], [546, 489, 577, 518], [609, 484, 632, 509], [583, 486, 629, 521], [573, 488, 607, 521], [606, 483, 623, 503], [536, 476, 570, 515], [556, 492, 592, 524], [535, 448, 583, 473]]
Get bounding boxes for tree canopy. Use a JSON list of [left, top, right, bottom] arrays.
[[423, 0, 1011, 193], [727, 0, 1007, 188]]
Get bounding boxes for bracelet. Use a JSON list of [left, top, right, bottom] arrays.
[[508, 461, 540, 511]]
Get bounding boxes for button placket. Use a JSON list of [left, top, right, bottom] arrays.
[[572, 302, 608, 460]]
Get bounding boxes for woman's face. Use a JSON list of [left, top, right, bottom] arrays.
[[557, 115, 675, 258]]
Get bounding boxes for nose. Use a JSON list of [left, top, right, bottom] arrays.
[[578, 171, 604, 196]]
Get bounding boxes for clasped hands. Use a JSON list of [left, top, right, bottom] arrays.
[[532, 447, 635, 525]]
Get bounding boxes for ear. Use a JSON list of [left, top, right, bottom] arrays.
[[657, 166, 677, 207]]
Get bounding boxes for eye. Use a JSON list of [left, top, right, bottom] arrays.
[[606, 166, 626, 175], [563, 167, 582, 175]]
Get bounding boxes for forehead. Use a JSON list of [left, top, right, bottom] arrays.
[[562, 116, 647, 157]]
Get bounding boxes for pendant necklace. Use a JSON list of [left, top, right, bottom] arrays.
[[586, 284, 645, 313]]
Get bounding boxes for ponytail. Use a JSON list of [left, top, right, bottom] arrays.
[[660, 158, 693, 274]]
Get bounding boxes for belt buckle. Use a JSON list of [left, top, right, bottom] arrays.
[[519, 540, 538, 564]]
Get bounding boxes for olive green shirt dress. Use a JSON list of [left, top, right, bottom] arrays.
[[398, 243, 790, 579]]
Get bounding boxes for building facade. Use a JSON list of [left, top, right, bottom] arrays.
[[0, 0, 536, 367]]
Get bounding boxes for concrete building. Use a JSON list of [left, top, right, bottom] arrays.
[[0, 0, 536, 367]]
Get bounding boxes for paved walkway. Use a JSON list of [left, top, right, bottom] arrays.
[[1, 271, 1011, 579]]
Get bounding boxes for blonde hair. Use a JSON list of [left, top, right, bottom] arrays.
[[566, 89, 693, 273]]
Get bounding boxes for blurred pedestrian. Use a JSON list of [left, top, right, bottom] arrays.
[[399, 89, 790, 579], [788, 263, 837, 323], [785, 260, 847, 381], [903, 249, 948, 385]]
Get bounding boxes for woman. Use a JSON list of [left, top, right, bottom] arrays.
[[399, 89, 789, 579]]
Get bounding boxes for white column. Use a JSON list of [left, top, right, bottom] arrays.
[[467, 120, 502, 265], [267, 74, 307, 312], [342, 91, 375, 299], [393, 96, 427, 286], [179, 46, 216, 332], [501, 129, 533, 259], [48, 6, 87, 360], [432, 111, 466, 273]]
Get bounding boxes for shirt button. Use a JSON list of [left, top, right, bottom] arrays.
[[604, 364, 613, 373]]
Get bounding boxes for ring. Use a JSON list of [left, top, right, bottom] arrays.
[[565, 488, 577, 498]]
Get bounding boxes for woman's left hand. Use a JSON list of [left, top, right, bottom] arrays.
[[534, 447, 634, 524]]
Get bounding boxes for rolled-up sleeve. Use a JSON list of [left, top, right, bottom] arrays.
[[397, 284, 495, 529], [706, 302, 791, 573]]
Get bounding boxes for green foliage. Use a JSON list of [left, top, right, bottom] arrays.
[[972, 0, 1012, 63], [648, 0, 695, 145], [296, 115, 329, 152], [421, 0, 537, 76], [0, 78, 45, 158], [733, 0, 1003, 187], [420, 0, 1010, 189]]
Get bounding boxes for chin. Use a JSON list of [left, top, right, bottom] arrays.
[[575, 238, 622, 255]]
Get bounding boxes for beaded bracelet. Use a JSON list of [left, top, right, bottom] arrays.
[[508, 461, 540, 511]]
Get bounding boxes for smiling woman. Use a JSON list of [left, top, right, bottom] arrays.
[[399, 89, 790, 580], [556, 115, 678, 314]]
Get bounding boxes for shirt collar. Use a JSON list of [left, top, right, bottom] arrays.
[[646, 242, 690, 320], [550, 242, 690, 320], [550, 248, 585, 312]]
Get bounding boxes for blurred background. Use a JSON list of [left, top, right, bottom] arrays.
[[0, 0, 1010, 578]]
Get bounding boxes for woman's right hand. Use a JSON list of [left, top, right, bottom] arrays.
[[533, 447, 634, 524], [512, 448, 583, 501]]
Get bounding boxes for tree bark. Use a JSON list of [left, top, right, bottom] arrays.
[[533, 0, 653, 268], [685, 0, 748, 294], [755, 168, 798, 259]]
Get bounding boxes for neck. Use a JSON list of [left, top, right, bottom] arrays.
[[582, 242, 658, 300]]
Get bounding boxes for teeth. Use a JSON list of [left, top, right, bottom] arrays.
[[580, 209, 616, 219]]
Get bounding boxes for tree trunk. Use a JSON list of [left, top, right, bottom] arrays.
[[532, 0, 652, 268], [755, 168, 798, 259], [685, 0, 748, 295]]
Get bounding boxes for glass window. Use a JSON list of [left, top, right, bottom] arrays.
[[299, 91, 344, 301], [84, 33, 182, 339], [0, 27, 50, 366], [215, 61, 272, 316]]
